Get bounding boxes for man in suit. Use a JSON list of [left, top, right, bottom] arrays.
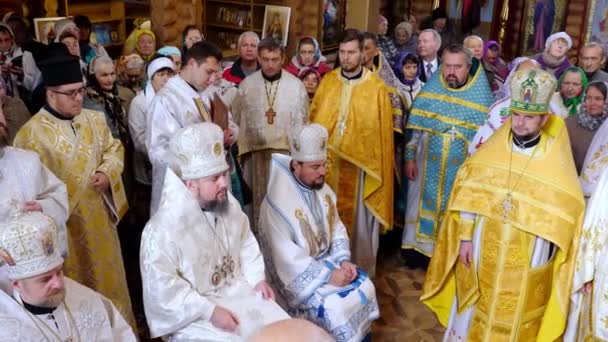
[[417, 29, 441, 83]]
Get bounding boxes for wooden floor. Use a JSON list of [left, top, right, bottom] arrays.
[[371, 250, 445, 341]]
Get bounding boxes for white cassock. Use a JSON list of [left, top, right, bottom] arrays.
[[140, 168, 289, 341], [565, 167, 608, 341], [0, 277, 136, 342], [259, 154, 379, 342], [0, 147, 69, 292], [146, 75, 239, 213]]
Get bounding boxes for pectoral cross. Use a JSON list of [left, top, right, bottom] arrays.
[[449, 125, 457, 142], [265, 108, 276, 125], [501, 193, 514, 223]]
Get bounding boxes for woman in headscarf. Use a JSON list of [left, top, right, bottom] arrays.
[[377, 15, 399, 67], [285, 36, 331, 77], [157, 45, 182, 71], [116, 54, 145, 94], [298, 67, 321, 102], [553, 66, 588, 118], [565, 81, 608, 174], [393, 21, 418, 54], [533, 31, 573, 79], [133, 29, 156, 62], [482, 40, 509, 93], [393, 51, 423, 110]]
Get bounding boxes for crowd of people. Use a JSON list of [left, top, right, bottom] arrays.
[[2, 6, 608, 342]]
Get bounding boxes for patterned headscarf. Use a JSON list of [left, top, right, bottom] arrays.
[[577, 81, 608, 131], [558, 66, 588, 117]]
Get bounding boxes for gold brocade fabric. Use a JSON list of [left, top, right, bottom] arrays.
[[13, 109, 136, 330], [421, 116, 585, 341], [310, 68, 395, 234]]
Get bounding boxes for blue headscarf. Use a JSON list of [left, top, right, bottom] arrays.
[[157, 45, 181, 58], [393, 51, 421, 86]]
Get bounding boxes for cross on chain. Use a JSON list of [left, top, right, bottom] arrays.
[[501, 193, 514, 223], [265, 108, 276, 125]]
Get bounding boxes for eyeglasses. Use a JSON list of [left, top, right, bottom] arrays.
[[51, 87, 85, 98]]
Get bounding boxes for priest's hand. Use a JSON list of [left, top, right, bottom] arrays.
[[22, 201, 42, 212], [210, 306, 240, 332], [405, 160, 417, 181], [340, 261, 358, 282], [224, 128, 235, 146], [459, 241, 474, 267], [329, 269, 351, 287], [90, 172, 110, 192], [254, 280, 276, 300]]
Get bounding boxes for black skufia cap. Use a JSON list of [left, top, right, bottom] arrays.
[[38, 43, 82, 87]]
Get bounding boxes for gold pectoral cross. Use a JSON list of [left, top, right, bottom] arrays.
[[265, 108, 276, 125], [501, 193, 514, 223]]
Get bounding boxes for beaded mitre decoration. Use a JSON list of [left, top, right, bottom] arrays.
[[291, 123, 328, 162], [170, 122, 229, 180], [0, 212, 64, 280], [509, 69, 557, 115]]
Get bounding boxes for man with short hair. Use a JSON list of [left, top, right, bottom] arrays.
[[147, 41, 237, 213], [579, 42, 608, 83], [310, 29, 395, 276], [259, 124, 379, 341], [141, 123, 289, 340], [222, 31, 260, 85], [13, 46, 136, 328], [231, 37, 309, 228], [422, 69, 584, 341], [417, 29, 442, 82], [402, 44, 493, 264], [0, 212, 137, 341]]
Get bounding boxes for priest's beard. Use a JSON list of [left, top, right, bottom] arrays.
[[308, 176, 325, 190], [200, 190, 229, 214], [42, 288, 66, 308]]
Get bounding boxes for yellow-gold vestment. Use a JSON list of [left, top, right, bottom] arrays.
[[421, 116, 584, 341], [13, 108, 136, 329]]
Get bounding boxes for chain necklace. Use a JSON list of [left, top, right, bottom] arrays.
[[201, 210, 235, 286], [263, 78, 280, 125], [22, 300, 79, 342], [500, 133, 540, 223]]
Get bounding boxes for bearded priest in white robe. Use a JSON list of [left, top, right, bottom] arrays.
[[146, 42, 238, 213], [0, 212, 136, 342], [231, 37, 309, 228], [141, 122, 289, 341], [259, 124, 379, 342]]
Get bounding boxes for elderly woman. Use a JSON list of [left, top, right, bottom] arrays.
[[377, 15, 399, 67], [482, 40, 509, 93], [116, 54, 145, 94], [182, 25, 204, 51], [298, 67, 321, 102], [286, 36, 331, 77], [128, 56, 175, 186], [157, 45, 182, 72], [534, 31, 573, 79], [134, 29, 156, 62], [553, 66, 588, 118], [566, 81, 608, 174], [393, 21, 418, 54]]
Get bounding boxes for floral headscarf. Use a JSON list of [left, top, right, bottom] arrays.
[[577, 81, 608, 131], [559, 66, 588, 117], [292, 36, 326, 68]]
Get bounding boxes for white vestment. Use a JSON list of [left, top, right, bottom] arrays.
[[146, 75, 239, 212], [259, 154, 379, 342], [565, 167, 608, 341], [580, 118, 608, 197], [0, 277, 135, 342], [467, 95, 564, 155], [140, 169, 288, 341]]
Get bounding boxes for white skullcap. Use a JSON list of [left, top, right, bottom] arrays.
[[147, 56, 174, 79], [0, 212, 64, 280], [545, 32, 572, 50], [290, 124, 328, 162], [170, 122, 229, 180]]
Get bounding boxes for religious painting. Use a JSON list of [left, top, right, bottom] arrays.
[[262, 5, 291, 47], [34, 17, 68, 45], [321, 0, 346, 50], [587, 0, 608, 46], [521, 0, 566, 54]]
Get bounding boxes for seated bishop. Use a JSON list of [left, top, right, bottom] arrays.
[[0, 212, 136, 341], [140, 122, 289, 341], [258, 124, 380, 342]]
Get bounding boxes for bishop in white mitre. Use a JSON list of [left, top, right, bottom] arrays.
[[140, 122, 289, 341], [231, 37, 309, 228], [259, 124, 379, 342], [0, 212, 136, 342], [146, 41, 238, 213]]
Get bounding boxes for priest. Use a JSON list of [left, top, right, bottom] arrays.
[[140, 122, 289, 341], [310, 29, 395, 276], [146, 41, 239, 213], [231, 37, 309, 228], [12, 43, 135, 328], [0, 212, 136, 341], [421, 69, 584, 340], [259, 124, 379, 341]]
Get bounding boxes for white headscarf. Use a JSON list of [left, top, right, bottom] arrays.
[[144, 57, 175, 106]]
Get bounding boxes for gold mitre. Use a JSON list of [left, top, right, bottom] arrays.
[[509, 69, 557, 115]]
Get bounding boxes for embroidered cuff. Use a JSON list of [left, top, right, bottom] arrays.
[[335, 256, 350, 264], [459, 217, 476, 241]]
